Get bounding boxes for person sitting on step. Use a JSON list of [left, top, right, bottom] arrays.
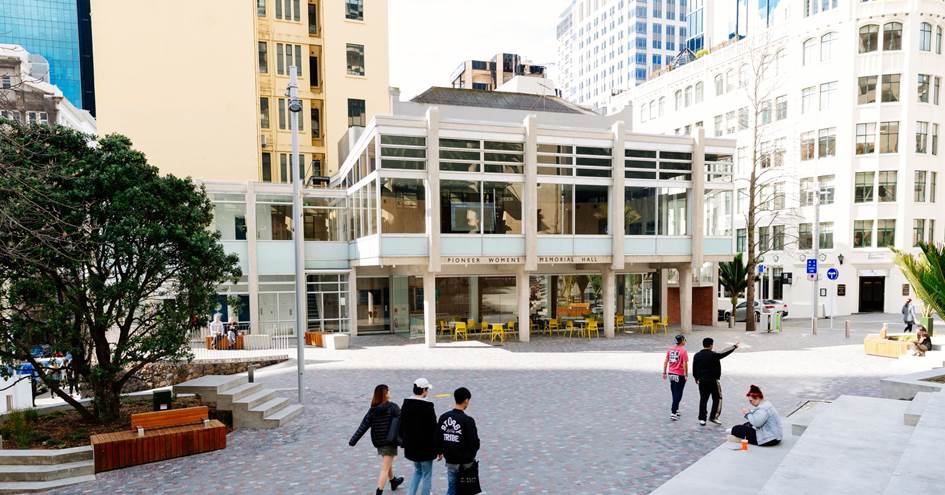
[[727, 384, 783, 447]]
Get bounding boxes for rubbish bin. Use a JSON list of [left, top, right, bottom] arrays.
[[153, 390, 173, 411]]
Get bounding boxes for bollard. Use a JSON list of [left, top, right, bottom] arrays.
[[845, 320, 850, 339], [248, 364, 255, 383]]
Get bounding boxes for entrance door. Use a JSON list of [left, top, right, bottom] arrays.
[[358, 278, 391, 334], [858, 276, 885, 312]]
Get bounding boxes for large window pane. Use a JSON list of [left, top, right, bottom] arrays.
[[256, 203, 293, 240], [441, 180, 481, 234], [704, 189, 732, 236], [659, 188, 688, 235], [381, 178, 425, 234], [626, 186, 656, 235], [214, 202, 247, 240], [346, 43, 365, 76], [574, 185, 609, 234], [483, 182, 523, 235], [304, 198, 347, 241], [537, 183, 573, 234]]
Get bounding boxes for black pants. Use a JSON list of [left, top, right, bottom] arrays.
[[731, 422, 780, 446], [669, 375, 686, 414], [904, 321, 914, 332], [698, 379, 722, 422]]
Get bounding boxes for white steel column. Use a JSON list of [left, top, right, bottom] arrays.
[[524, 115, 538, 272], [246, 182, 260, 335], [348, 268, 358, 336], [679, 264, 693, 333], [692, 127, 706, 270], [426, 108, 442, 274], [517, 270, 530, 342], [611, 121, 626, 271], [423, 271, 437, 348], [603, 266, 616, 338]]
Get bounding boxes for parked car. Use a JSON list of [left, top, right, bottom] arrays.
[[723, 299, 789, 322]]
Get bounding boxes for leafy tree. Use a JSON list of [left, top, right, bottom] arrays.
[[893, 242, 945, 320], [0, 122, 240, 422], [718, 253, 749, 328]]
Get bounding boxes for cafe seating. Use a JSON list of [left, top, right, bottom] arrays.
[[490, 323, 506, 343], [454, 322, 469, 340], [587, 320, 600, 338], [438, 320, 449, 337], [615, 314, 625, 330], [565, 320, 577, 338], [480, 321, 489, 335], [546, 318, 560, 335], [657, 316, 669, 335]]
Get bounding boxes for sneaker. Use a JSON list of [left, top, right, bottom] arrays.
[[390, 476, 404, 491], [699, 420, 706, 426], [670, 413, 679, 420], [710, 419, 723, 426]]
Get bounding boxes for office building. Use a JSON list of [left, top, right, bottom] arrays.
[[91, 0, 389, 181], [450, 53, 547, 91], [0, 0, 95, 115], [613, 0, 945, 316]]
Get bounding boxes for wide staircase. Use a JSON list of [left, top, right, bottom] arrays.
[[651, 390, 945, 494], [173, 374, 303, 429], [0, 446, 94, 494]]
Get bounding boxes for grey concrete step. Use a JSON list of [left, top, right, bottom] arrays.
[[231, 389, 275, 412], [904, 391, 932, 426], [785, 399, 831, 437], [216, 382, 263, 410], [0, 460, 93, 482], [173, 374, 247, 403], [884, 391, 945, 494], [760, 395, 913, 495], [264, 404, 304, 427], [0, 474, 95, 494], [250, 396, 290, 416], [0, 446, 93, 466]]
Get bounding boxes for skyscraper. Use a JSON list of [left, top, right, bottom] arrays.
[[0, 0, 95, 114]]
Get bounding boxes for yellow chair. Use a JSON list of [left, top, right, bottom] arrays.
[[615, 314, 625, 330], [657, 316, 669, 335], [454, 322, 468, 340], [587, 320, 600, 338], [507, 320, 517, 336], [565, 320, 576, 338], [438, 320, 449, 337], [480, 321, 489, 336], [467, 319, 476, 330], [641, 317, 655, 335], [546, 318, 560, 335], [490, 323, 506, 343]]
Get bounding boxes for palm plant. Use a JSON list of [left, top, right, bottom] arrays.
[[893, 242, 945, 325], [718, 253, 749, 328]]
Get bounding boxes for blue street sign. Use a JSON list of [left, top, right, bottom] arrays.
[[757, 264, 765, 274], [826, 267, 839, 281], [806, 258, 818, 274]]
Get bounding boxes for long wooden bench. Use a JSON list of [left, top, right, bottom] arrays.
[[205, 334, 244, 350], [90, 406, 226, 473]]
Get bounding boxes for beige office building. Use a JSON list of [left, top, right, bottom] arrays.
[[450, 53, 547, 91], [91, 0, 389, 181]]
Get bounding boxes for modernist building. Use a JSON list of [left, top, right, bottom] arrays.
[[202, 88, 735, 345], [91, 0, 389, 182], [0, 0, 95, 115], [613, 0, 945, 316], [449, 53, 547, 91]]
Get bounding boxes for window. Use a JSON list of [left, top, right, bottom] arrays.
[[674, 90, 682, 110], [658, 97, 665, 116], [917, 121, 929, 153], [918, 74, 931, 103], [725, 111, 736, 134], [859, 24, 879, 53], [773, 182, 785, 210], [920, 22, 933, 51], [695, 82, 703, 103], [878, 171, 897, 201], [257, 0, 266, 16], [308, 3, 318, 35], [537, 183, 573, 235], [684, 86, 693, 106], [346, 44, 365, 76], [883, 22, 902, 51], [347, 98, 366, 127], [853, 220, 873, 248], [820, 222, 834, 249], [659, 187, 688, 235], [935, 77, 941, 105], [714, 74, 723, 95], [309, 56, 319, 87], [775, 96, 787, 120], [0, 75, 9, 89], [820, 32, 836, 61], [938, 25, 943, 54], [278, 98, 286, 130], [818, 128, 836, 157], [877, 220, 896, 247], [881, 74, 900, 102], [626, 187, 657, 235], [855, 172, 874, 202], [311, 107, 320, 138], [773, 225, 785, 250], [934, 124, 940, 156], [738, 107, 748, 130], [800, 131, 816, 161], [345, 0, 363, 20], [760, 100, 771, 125], [275, 0, 300, 20], [819, 81, 837, 110], [262, 153, 272, 182], [260, 97, 270, 129], [798, 223, 813, 250], [275, 43, 301, 76], [858, 76, 877, 104], [258, 42, 268, 73], [856, 123, 876, 154], [736, 229, 747, 252], [758, 227, 770, 251], [803, 38, 816, 65], [802, 86, 815, 113], [915, 171, 928, 202], [880, 121, 899, 153], [713, 115, 723, 137], [576, 185, 610, 235], [738, 64, 748, 89], [930, 220, 936, 243], [819, 175, 835, 204], [932, 172, 938, 202], [276, 43, 284, 74]]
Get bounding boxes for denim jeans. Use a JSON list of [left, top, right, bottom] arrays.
[[446, 463, 460, 495], [407, 460, 433, 495], [669, 374, 686, 414]]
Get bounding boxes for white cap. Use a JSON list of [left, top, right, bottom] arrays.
[[414, 378, 433, 390]]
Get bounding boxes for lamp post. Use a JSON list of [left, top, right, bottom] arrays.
[[811, 186, 819, 336], [287, 66, 306, 404]]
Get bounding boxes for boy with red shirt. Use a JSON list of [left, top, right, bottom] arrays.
[[662, 334, 689, 420]]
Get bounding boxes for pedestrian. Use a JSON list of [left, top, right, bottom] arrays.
[[693, 337, 739, 426], [349, 384, 405, 495], [728, 384, 783, 447], [902, 298, 917, 332], [438, 387, 480, 495], [662, 334, 689, 420], [209, 312, 225, 349], [400, 378, 440, 495], [909, 326, 933, 357]]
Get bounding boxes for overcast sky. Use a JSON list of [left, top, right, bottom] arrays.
[[388, 0, 572, 99]]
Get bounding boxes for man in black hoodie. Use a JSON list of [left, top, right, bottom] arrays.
[[692, 337, 738, 426], [400, 378, 439, 495], [438, 387, 479, 495]]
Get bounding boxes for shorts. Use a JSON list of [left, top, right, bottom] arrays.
[[377, 445, 398, 457]]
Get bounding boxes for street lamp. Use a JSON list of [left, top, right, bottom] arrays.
[[287, 66, 306, 404]]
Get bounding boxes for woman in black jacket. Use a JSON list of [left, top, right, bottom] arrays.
[[350, 384, 405, 494]]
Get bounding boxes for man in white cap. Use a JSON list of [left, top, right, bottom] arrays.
[[399, 378, 440, 495]]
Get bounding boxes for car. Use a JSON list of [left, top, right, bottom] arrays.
[[722, 299, 789, 322]]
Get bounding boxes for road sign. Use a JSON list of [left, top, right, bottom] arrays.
[[806, 258, 818, 274], [826, 267, 839, 281], [758, 264, 765, 274]]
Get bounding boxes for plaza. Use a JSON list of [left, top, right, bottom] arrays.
[[45, 314, 937, 495]]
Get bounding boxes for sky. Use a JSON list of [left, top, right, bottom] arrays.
[[388, 0, 572, 99]]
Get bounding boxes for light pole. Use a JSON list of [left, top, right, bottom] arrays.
[[287, 66, 306, 403], [811, 186, 819, 336]]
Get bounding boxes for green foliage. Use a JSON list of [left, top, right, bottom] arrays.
[[893, 242, 945, 319], [1, 410, 37, 448], [0, 122, 241, 421], [719, 253, 750, 318]]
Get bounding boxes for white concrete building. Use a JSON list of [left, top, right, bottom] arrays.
[[612, 0, 945, 317]]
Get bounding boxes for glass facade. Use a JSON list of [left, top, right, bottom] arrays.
[[0, 0, 94, 112]]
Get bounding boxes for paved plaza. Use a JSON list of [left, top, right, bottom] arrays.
[[49, 314, 939, 495]]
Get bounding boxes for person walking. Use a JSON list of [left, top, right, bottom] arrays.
[[438, 387, 480, 495], [728, 384, 783, 447], [349, 384, 406, 495], [693, 337, 739, 426], [662, 334, 689, 420], [400, 378, 439, 495], [902, 298, 917, 332]]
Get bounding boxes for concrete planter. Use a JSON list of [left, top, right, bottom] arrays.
[[323, 334, 349, 350], [880, 368, 945, 400]]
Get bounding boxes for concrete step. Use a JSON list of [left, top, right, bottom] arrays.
[[250, 396, 290, 416], [0, 461, 93, 482], [263, 404, 304, 427], [884, 391, 945, 494], [173, 374, 247, 404], [904, 391, 933, 426], [0, 474, 95, 494], [216, 382, 263, 410], [785, 399, 831, 437], [760, 395, 913, 495], [231, 389, 275, 412], [0, 446, 93, 465]]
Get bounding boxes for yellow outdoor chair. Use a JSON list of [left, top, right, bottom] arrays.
[[657, 317, 669, 335], [565, 320, 576, 338], [438, 320, 449, 337], [587, 320, 601, 338], [467, 319, 476, 330], [490, 323, 506, 343], [454, 322, 468, 340], [546, 318, 560, 335], [480, 321, 490, 336], [615, 314, 625, 330]]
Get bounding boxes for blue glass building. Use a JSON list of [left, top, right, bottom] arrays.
[[0, 0, 95, 115]]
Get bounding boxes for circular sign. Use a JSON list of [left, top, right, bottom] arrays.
[[826, 267, 839, 281]]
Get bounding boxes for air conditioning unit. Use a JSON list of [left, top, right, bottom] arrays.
[[261, 135, 269, 147]]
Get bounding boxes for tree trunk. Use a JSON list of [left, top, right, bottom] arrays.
[[91, 382, 122, 422]]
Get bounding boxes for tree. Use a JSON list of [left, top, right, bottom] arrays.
[[893, 242, 945, 320], [0, 122, 241, 422], [718, 253, 750, 328]]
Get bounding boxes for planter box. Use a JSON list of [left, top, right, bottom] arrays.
[[919, 316, 934, 336], [323, 334, 349, 350], [864, 334, 913, 358], [304, 331, 324, 347]]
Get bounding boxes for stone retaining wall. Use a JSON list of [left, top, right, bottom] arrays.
[[123, 357, 288, 394]]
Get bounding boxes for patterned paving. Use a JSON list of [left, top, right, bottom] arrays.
[[47, 314, 932, 495]]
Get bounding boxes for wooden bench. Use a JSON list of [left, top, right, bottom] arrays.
[[90, 406, 226, 473], [205, 334, 244, 350]]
